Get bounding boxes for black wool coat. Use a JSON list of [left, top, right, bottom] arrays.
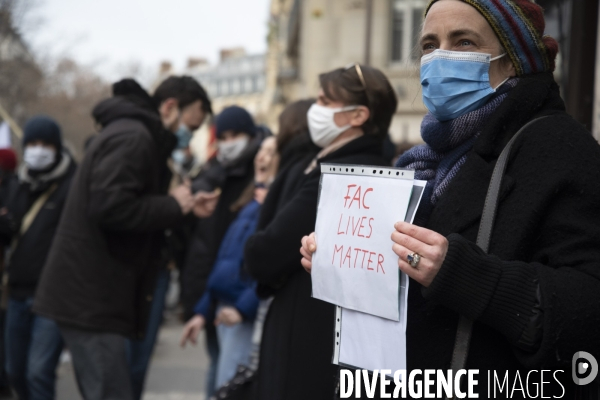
[[253, 131, 319, 300], [404, 72, 600, 399], [33, 97, 182, 338], [245, 134, 387, 400]]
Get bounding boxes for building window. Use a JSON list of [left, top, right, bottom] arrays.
[[244, 77, 253, 93], [391, 0, 426, 63], [391, 5, 404, 61], [232, 78, 241, 94], [257, 76, 265, 91]]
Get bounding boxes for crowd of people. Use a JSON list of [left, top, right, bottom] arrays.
[[0, 0, 599, 399]]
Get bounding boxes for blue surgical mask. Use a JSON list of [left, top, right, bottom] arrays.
[[172, 149, 186, 165], [420, 50, 508, 121], [175, 124, 193, 149]]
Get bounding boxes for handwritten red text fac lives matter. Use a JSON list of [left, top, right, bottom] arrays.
[[332, 184, 385, 274]]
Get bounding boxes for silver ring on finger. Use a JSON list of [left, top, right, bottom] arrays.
[[407, 252, 422, 268]]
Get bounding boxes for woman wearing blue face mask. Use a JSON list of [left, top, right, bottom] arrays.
[[301, 0, 600, 398], [245, 65, 397, 400]]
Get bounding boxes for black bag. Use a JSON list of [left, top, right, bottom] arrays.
[[210, 364, 257, 400]]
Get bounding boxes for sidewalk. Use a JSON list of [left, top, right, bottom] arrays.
[[56, 311, 209, 400]]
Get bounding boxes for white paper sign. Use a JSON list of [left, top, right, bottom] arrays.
[[333, 181, 426, 374], [337, 272, 409, 373], [311, 165, 413, 321], [0, 122, 11, 149]]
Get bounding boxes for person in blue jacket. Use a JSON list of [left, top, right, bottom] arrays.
[[181, 136, 278, 389]]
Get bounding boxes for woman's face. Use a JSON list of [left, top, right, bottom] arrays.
[[254, 137, 279, 184], [421, 0, 515, 88], [317, 89, 355, 128], [316, 89, 369, 129]]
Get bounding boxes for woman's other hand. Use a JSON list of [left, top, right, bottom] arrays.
[[391, 221, 448, 287], [180, 314, 205, 348], [300, 232, 317, 273], [214, 307, 242, 326]]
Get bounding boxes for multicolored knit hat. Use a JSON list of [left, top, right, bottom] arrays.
[[425, 0, 558, 76]]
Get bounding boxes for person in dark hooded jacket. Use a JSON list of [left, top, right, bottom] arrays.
[[32, 79, 205, 400], [0, 117, 76, 400]]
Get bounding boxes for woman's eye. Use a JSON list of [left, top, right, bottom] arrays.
[[422, 43, 436, 53], [459, 40, 473, 47]]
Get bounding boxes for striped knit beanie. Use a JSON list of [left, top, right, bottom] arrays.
[[425, 0, 558, 76]]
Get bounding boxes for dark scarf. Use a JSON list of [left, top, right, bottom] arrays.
[[19, 151, 72, 193], [396, 78, 518, 226]]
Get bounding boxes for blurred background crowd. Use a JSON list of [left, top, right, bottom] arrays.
[[0, 0, 599, 399]]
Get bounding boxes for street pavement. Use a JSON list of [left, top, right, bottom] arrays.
[[56, 311, 209, 400]]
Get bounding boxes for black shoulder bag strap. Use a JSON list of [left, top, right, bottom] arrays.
[[448, 116, 548, 399]]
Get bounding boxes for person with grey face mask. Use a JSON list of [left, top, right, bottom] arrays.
[[213, 106, 255, 165], [182, 105, 269, 398]]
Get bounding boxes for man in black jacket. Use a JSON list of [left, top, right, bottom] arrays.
[[0, 116, 76, 400], [33, 78, 208, 400], [127, 76, 212, 400]]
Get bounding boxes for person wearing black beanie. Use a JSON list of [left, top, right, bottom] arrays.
[[215, 106, 256, 139], [22, 116, 62, 153], [21, 116, 63, 174], [0, 115, 76, 400], [179, 105, 270, 398], [214, 106, 257, 165]]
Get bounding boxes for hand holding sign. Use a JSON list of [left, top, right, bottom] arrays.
[[300, 232, 316, 273], [311, 166, 413, 321], [330, 179, 425, 374], [391, 221, 449, 287]]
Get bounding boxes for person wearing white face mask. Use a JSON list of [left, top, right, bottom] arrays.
[[213, 106, 256, 166], [244, 64, 397, 400], [0, 116, 76, 400], [181, 105, 270, 398]]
